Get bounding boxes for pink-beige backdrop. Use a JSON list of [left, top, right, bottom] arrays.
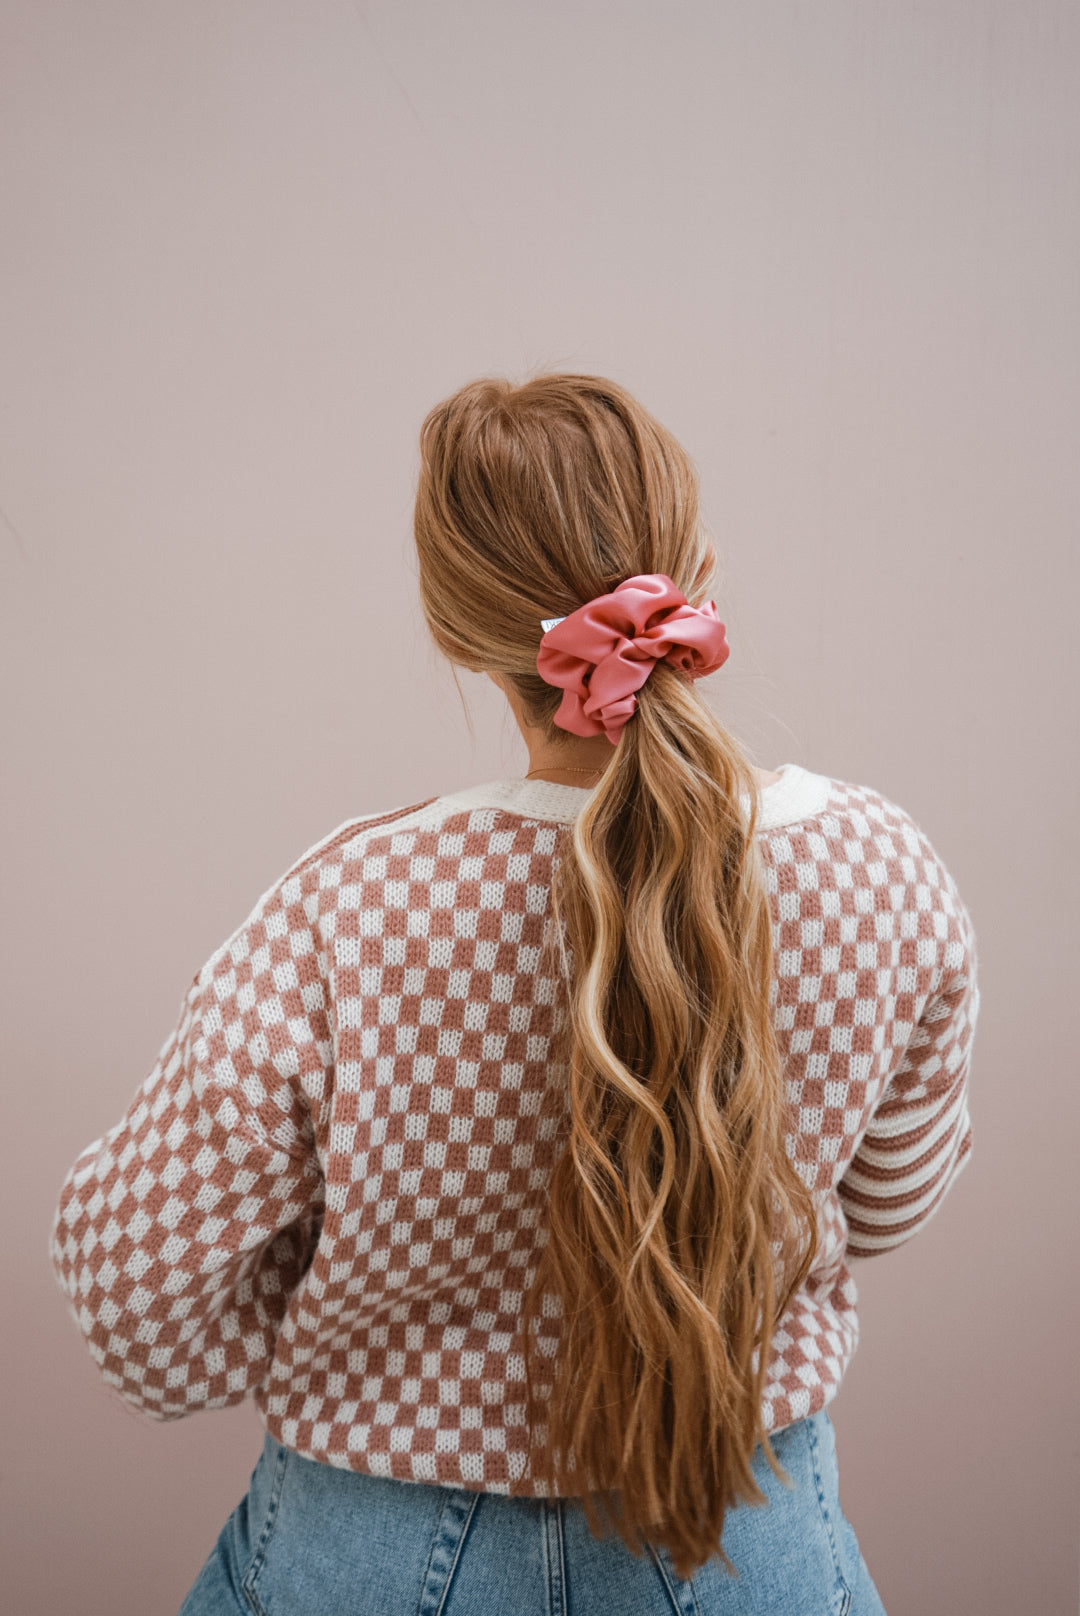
[[3, 3, 1077, 1612]]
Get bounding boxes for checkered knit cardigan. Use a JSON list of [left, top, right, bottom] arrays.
[[49, 764, 979, 1494]]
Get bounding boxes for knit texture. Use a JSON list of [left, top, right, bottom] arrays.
[[49, 763, 979, 1494]]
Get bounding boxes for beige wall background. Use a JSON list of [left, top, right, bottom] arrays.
[[2, 3, 1077, 1612]]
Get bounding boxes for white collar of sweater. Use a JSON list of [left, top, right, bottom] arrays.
[[439, 761, 831, 831]]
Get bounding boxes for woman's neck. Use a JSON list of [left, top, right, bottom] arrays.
[[488, 670, 782, 790], [523, 755, 783, 790]]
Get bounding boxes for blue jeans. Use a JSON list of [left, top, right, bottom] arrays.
[[179, 1407, 886, 1615]]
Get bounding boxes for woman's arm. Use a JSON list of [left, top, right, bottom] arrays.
[[48, 858, 332, 1419], [838, 878, 980, 1259]]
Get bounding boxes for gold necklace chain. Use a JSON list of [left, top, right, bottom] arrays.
[[524, 765, 605, 780]]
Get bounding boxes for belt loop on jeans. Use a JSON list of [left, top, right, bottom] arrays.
[[541, 1496, 567, 1616], [649, 1541, 703, 1616], [416, 1488, 480, 1616]]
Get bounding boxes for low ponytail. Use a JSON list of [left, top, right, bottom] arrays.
[[518, 663, 818, 1578], [413, 372, 819, 1580]]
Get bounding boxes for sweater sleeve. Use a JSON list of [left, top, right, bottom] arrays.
[[48, 862, 330, 1421], [838, 863, 980, 1260]]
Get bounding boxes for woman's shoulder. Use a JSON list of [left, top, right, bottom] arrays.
[[758, 765, 976, 958], [779, 764, 957, 852], [760, 761, 956, 858]]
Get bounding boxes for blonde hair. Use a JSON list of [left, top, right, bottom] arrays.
[[413, 373, 818, 1580]]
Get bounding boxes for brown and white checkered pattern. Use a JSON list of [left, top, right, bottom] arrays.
[[50, 769, 978, 1492]]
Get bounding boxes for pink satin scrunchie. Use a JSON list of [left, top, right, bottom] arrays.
[[535, 573, 731, 744]]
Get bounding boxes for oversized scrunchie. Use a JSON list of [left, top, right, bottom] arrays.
[[535, 573, 730, 744]]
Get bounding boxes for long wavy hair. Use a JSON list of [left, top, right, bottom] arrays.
[[413, 373, 818, 1581]]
